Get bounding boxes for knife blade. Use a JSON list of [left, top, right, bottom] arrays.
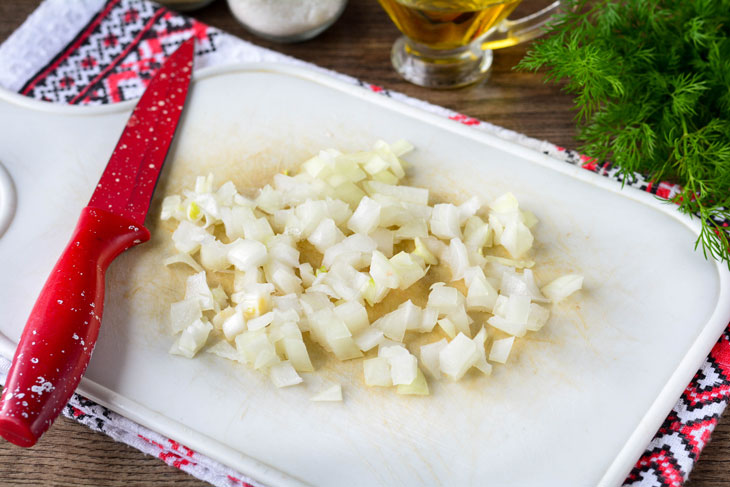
[[0, 38, 195, 447]]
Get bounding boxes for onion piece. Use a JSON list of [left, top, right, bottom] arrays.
[[347, 196, 381, 235], [489, 337, 515, 364], [458, 196, 481, 224], [222, 308, 246, 340], [228, 239, 268, 272], [282, 338, 314, 372], [413, 237, 438, 265], [541, 274, 584, 303], [161, 195, 183, 221], [373, 308, 408, 343], [164, 253, 204, 273], [472, 327, 492, 375], [390, 252, 427, 290], [487, 315, 527, 337], [308, 218, 344, 253], [205, 339, 244, 362], [335, 301, 370, 335], [172, 220, 209, 254], [370, 228, 394, 258], [269, 361, 303, 388], [364, 357, 392, 387], [311, 384, 343, 402], [173, 318, 213, 358], [430, 203, 462, 239], [368, 181, 429, 205], [436, 317, 456, 339], [420, 339, 447, 378], [354, 327, 385, 352], [445, 238, 470, 281], [185, 272, 216, 311], [499, 219, 533, 259], [526, 303, 550, 331], [396, 369, 429, 395], [427, 283, 464, 316], [370, 250, 400, 290], [380, 345, 418, 385], [419, 307, 439, 333], [170, 298, 203, 334], [439, 333, 478, 380]]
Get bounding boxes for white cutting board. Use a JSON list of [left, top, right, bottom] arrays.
[[0, 65, 729, 487]]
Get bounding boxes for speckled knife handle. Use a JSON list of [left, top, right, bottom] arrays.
[[0, 206, 149, 447]]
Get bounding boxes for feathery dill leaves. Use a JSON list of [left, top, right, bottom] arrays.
[[517, 0, 730, 268]]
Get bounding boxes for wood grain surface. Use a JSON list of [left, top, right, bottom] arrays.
[[0, 1, 728, 486]]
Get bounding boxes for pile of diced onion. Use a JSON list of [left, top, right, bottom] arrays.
[[161, 140, 583, 401]]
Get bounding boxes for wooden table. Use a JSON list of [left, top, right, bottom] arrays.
[[0, 1, 727, 485]]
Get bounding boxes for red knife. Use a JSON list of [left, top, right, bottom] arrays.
[[0, 38, 195, 447]]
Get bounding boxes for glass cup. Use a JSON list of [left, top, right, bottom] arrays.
[[378, 0, 563, 88]]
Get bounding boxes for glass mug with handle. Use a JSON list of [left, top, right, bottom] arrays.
[[378, 0, 562, 88]]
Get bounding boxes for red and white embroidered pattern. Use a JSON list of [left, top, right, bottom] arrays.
[[6, 1, 730, 486], [19, 0, 220, 104]]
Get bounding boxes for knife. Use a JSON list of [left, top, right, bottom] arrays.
[[0, 38, 195, 447]]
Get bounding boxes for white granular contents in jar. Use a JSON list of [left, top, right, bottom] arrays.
[[229, 0, 345, 37]]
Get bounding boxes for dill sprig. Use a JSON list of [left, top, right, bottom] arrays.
[[517, 0, 730, 268]]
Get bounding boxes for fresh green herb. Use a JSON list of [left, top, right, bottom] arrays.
[[517, 0, 730, 268]]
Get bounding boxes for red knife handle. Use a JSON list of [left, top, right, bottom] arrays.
[[0, 206, 149, 447]]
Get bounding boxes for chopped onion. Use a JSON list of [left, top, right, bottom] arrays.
[[161, 195, 183, 221], [222, 308, 246, 340], [436, 317, 457, 339], [308, 218, 344, 253], [269, 361, 303, 388], [445, 238, 470, 281], [430, 203, 461, 239], [282, 338, 313, 372], [427, 283, 464, 316], [228, 239, 268, 272], [389, 252, 427, 290], [499, 219, 533, 259], [420, 339, 447, 378], [370, 228, 394, 258], [172, 220, 209, 254], [170, 298, 202, 334], [173, 318, 213, 358], [370, 250, 400, 290], [489, 336, 515, 364], [439, 333, 478, 380], [526, 303, 550, 331], [164, 253, 204, 273], [396, 369, 429, 396], [446, 306, 473, 337], [419, 307, 439, 333], [487, 315, 527, 337], [458, 196, 481, 223], [413, 237, 438, 265], [163, 140, 573, 393], [205, 339, 243, 362], [463, 215, 492, 249], [472, 327, 492, 375], [347, 196, 381, 235], [311, 384, 343, 402], [380, 345, 417, 385], [394, 220, 429, 242], [335, 301, 369, 335], [374, 308, 408, 342], [185, 272, 216, 311], [364, 357, 392, 387], [541, 274, 584, 303], [354, 327, 385, 352]]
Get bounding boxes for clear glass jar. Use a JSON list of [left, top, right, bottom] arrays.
[[227, 0, 348, 43]]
